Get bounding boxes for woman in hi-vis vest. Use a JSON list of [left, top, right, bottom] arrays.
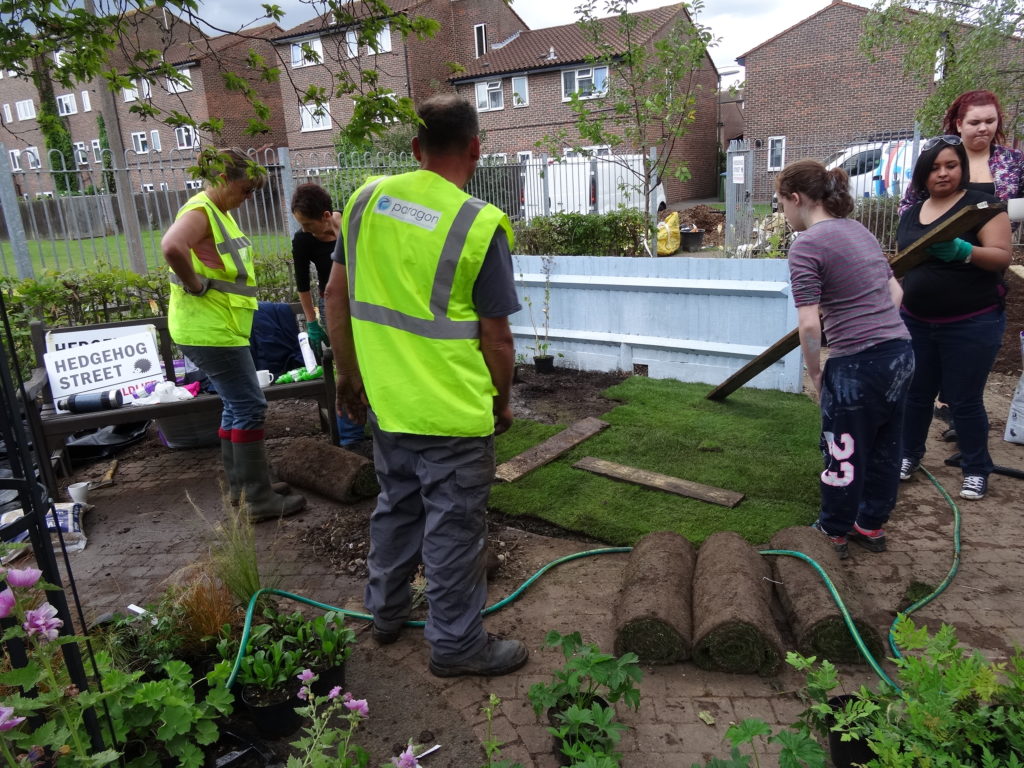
[[161, 148, 306, 520]]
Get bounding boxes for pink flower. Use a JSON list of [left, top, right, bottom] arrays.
[[391, 745, 419, 768], [343, 697, 369, 718], [23, 603, 62, 642], [5, 567, 41, 589], [297, 669, 315, 683], [0, 706, 25, 732], [0, 588, 14, 619], [297, 686, 309, 701], [327, 686, 342, 700]]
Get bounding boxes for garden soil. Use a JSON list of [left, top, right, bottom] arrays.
[[47, 359, 1024, 767]]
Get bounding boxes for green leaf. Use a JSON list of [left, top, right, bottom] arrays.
[[0, 661, 42, 688], [726, 718, 772, 746]]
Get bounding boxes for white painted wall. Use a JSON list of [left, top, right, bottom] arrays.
[[510, 255, 801, 393]]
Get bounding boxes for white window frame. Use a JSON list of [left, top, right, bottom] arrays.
[[123, 84, 137, 102], [72, 141, 88, 165], [511, 75, 529, 107], [561, 66, 608, 101], [185, 179, 203, 190], [2, 104, 11, 123], [131, 131, 149, 154], [475, 80, 503, 112], [517, 151, 533, 163], [369, 24, 391, 54], [767, 136, 786, 171], [56, 93, 77, 116], [139, 78, 151, 99], [150, 130, 162, 152], [474, 24, 487, 58], [175, 125, 198, 150], [291, 38, 323, 68], [140, 183, 155, 193], [158, 182, 169, 191], [24, 146, 40, 169], [52, 49, 66, 67], [81, 91, 91, 112], [345, 29, 358, 59], [15, 99, 35, 120], [564, 145, 611, 158], [167, 67, 192, 94], [91, 139, 102, 163], [8, 149, 20, 171], [299, 103, 332, 132]]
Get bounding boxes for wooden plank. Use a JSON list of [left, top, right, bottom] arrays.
[[706, 201, 1007, 401], [494, 416, 609, 483], [573, 456, 745, 508]]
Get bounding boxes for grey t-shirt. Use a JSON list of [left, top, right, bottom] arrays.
[[789, 218, 908, 357]]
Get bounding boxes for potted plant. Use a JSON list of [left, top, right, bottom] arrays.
[[270, 609, 355, 697], [522, 254, 557, 373], [528, 630, 642, 764]]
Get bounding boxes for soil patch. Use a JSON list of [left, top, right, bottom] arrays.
[[677, 204, 725, 249]]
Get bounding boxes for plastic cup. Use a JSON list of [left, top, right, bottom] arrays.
[[68, 482, 89, 504], [1007, 198, 1024, 222]]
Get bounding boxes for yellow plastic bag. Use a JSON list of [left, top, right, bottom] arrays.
[[657, 211, 680, 255]]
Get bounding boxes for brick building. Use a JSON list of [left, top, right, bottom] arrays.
[[271, 0, 527, 157], [449, 4, 720, 202]]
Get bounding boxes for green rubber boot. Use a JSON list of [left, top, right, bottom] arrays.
[[233, 440, 306, 521], [221, 438, 242, 505]]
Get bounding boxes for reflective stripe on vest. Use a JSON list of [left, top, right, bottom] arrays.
[[168, 201, 258, 297], [346, 181, 487, 341]]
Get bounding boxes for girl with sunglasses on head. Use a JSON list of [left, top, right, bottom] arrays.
[[899, 90, 1024, 214], [895, 134, 1012, 500], [778, 160, 913, 559]]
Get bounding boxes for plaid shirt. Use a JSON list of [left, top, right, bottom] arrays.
[[898, 143, 1024, 214]]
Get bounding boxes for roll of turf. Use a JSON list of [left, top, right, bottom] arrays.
[[691, 531, 784, 675], [273, 437, 379, 503], [613, 530, 695, 664], [769, 526, 884, 664]]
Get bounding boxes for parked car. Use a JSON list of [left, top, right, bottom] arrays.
[[520, 154, 666, 220], [824, 138, 918, 199]]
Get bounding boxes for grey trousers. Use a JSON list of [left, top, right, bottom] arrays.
[[364, 412, 495, 661]]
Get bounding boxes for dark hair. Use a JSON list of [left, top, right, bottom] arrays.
[[943, 90, 1005, 145], [775, 159, 854, 218], [416, 94, 478, 156], [291, 183, 333, 218], [909, 138, 969, 198]]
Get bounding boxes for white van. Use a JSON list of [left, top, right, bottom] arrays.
[[824, 139, 918, 199], [521, 154, 666, 220]]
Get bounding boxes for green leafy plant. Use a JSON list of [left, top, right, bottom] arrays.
[[287, 669, 370, 768], [519, 254, 556, 359], [690, 718, 826, 768], [480, 694, 524, 768], [270, 609, 356, 671], [512, 210, 649, 257], [548, 701, 626, 765]]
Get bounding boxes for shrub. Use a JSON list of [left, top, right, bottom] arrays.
[[513, 209, 650, 257], [852, 196, 901, 254]]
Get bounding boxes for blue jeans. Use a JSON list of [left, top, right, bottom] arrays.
[[902, 310, 1005, 477], [179, 344, 267, 433], [817, 339, 914, 536], [337, 415, 366, 446]]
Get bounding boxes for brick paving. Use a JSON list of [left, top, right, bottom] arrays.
[[45, 399, 1024, 767]]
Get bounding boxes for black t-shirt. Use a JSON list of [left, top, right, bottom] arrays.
[[291, 228, 336, 294], [896, 188, 1004, 318]]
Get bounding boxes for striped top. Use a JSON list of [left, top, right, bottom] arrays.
[[789, 218, 909, 358]]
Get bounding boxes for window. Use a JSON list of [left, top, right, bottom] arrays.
[[511, 75, 528, 107], [345, 29, 358, 58], [562, 66, 608, 100], [122, 79, 149, 102], [123, 84, 137, 102], [564, 145, 611, 158], [150, 130, 162, 152], [24, 147, 40, 169], [91, 139, 102, 163], [73, 141, 88, 165], [139, 79, 151, 99], [158, 182, 169, 191], [2, 104, 11, 123], [8, 150, 20, 171], [52, 49, 66, 67], [475, 80, 503, 112], [175, 125, 198, 150], [474, 24, 487, 58], [56, 93, 77, 116], [131, 131, 149, 154], [15, 99, 35, 120], [81, 91, 91, 112], [140, 183, 155, 192], [517, 151, 533, 163], [370, 24, 391, 54], [185, 179, 203, 190], [167, 68, 192, 93], [299, 103, 332, 132], [767, 136, 786, 171], [291, 38, 322, 67]]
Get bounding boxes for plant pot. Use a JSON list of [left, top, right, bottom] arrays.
[[534, 355, 555, 374], [239, 684, 303, 738], [550, 730, 613, 766], [546, 693, 611, 726], [827, 694, 874, 768], [310, 662, 346, 699], [680, 229, 705, 252]]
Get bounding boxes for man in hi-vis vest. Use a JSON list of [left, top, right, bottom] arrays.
[[323, 95, 527, 677]]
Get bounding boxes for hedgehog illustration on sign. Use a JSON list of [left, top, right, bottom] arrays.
[[133, 358, 153, 374]]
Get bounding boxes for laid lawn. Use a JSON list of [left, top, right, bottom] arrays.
[[492, 376, 821, 546]]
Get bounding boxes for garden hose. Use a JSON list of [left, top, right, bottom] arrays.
[[227, 470, 962, 694]]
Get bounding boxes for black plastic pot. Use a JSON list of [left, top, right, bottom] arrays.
[[680, 229, 705, 252], [534, 355, 555, 374], [239, 685, 303, 738], [310, 662, 346, 699], [827, 694, 874, 768]]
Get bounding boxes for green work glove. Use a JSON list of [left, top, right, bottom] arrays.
[[306, 319, 326, 349], [927, 238, 973, 263]]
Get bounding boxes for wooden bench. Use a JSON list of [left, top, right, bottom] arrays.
[[23, 304, 337, 495]]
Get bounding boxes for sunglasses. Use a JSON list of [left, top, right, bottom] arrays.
[[922, 134, 963, 151]]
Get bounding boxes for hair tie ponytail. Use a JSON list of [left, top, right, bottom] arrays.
[[825, 171, 837, 195]]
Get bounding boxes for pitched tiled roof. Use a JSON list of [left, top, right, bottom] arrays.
[[452, 3, 684, 81], [158, 23, 284, 66], [273, 0, 427, 41]]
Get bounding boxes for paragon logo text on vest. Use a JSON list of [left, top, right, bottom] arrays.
[[374, 195, 442, 231]]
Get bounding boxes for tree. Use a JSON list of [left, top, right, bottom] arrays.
[[860, 0, 1024, 136], [538, 0, 716, 253]]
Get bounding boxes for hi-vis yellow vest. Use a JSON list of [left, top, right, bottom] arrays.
[[167, 192, 259, 347], [342, 169, 514, 437]]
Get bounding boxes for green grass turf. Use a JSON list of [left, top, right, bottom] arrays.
[[491, 376, 821, 547]]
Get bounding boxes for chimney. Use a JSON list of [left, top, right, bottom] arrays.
[[547, 46, 556, 60]]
